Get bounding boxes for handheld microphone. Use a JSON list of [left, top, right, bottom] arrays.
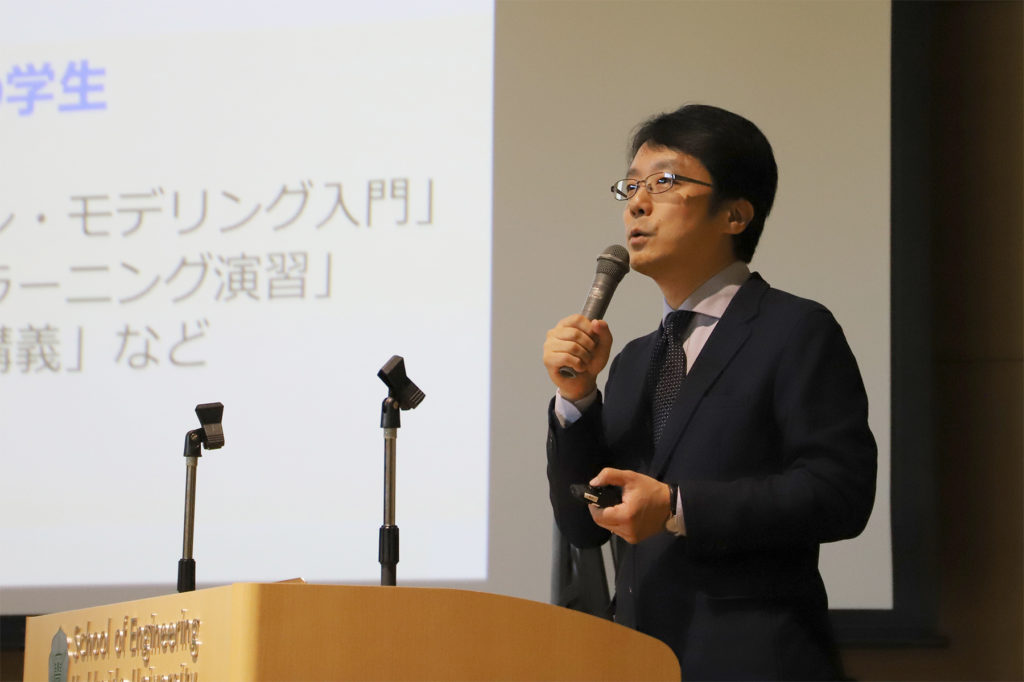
[[559, 244, 630, 378]]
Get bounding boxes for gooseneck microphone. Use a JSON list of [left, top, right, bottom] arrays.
[[559, 244, 630, 378]]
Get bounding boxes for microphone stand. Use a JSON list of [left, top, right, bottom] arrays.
[[376, 356, 424, 587], [177, 402, 225, 593], [178, 430, 203, 592], [379, 396, 401, 586]]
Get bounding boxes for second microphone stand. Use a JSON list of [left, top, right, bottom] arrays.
[[377, 356, 425, 586]]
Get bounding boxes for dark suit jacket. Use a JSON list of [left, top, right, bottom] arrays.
[[547, 273, 877, 681]]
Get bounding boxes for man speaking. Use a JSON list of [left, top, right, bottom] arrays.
[[542, 104, 877, 680]]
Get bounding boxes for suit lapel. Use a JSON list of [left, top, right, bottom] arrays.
[[606, 331, 657, 453], [647, 274, 768, 478]]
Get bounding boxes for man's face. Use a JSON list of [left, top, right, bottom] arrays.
[[623, 143, 734, 283]]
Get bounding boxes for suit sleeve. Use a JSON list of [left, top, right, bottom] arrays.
[[680, 307, 877, 554], [546, 391, 614, 549]]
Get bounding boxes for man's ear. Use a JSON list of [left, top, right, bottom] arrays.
[[723, 199, 754, 235]]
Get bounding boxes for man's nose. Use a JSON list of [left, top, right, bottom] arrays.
[[628, 185, 651, 217]]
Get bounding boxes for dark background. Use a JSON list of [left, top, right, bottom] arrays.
[[840, 1, 1023, 680]]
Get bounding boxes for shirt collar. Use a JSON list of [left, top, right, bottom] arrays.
[[662, 261, 751, 323]]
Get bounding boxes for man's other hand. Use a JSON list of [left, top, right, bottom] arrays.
[[588, 468, 673, 544]]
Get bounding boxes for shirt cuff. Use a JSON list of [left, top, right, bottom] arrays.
[[665, 487, 686, 536], [553, 389, 598, 427]]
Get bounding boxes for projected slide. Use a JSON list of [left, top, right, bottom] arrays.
[[0, 2, 494, 598]]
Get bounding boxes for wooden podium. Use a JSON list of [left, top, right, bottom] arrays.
[[23, 583, 680, 681]]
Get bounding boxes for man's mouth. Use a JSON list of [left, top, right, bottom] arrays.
[[628, 227, 650, 244]]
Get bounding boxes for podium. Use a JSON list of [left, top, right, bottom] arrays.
[[23, 583, 680, 681]]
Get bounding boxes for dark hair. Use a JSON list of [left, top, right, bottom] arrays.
[[629, 104, 778, 263]]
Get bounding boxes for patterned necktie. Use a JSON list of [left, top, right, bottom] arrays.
[[651, 310, 695, 447]]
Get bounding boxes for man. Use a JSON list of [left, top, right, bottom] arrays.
[[543, 104, 876, 680]]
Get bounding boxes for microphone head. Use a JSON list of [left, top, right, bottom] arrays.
[[596, 244, 630, 281], [576, 244, 630, 323]]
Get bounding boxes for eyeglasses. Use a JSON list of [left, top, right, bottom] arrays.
[[610, 171, 714, 201]]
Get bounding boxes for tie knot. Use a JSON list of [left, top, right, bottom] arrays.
[[664, 310, 693, 340]]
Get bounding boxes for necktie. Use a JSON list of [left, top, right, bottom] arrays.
[[651, 310, 695, 446]]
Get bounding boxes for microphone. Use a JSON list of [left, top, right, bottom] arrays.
[[559, 244, 630, 378]]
